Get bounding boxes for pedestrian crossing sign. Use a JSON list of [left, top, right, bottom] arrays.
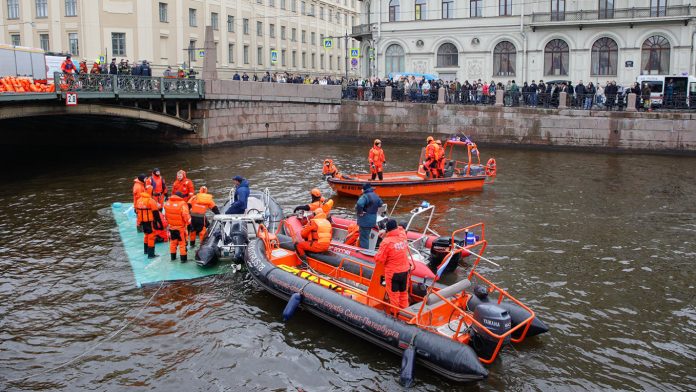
[[350, 48, 360, 58], [198, 50, 205, 58], [323, 39, 333, 49], [271, 50, 278, 64]]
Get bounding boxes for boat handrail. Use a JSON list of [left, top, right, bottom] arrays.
[[450, 222, 486, 247], [405, 204, 438, 239], [212, 213, 265, 222]]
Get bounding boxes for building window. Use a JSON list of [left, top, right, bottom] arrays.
[[243, 45, 249, 64], [64, 0, 76, 16], [442, 0, 454, 18], [292, 0, 297, 12], [258, 46, 263, 65], [311, 32, 316, 45], [544, 39, 569, 76], [385, 44, 404, 74], [302, 30, 306, 43], [39, 33, 49, 51], [551, 0, 565, 21], [281, 0, 286, 9], [11, 34, 20, 46], [7, 0, 19, 19], [36, 0, 47, 18], [311, 53, 315, 68], [158, 2, 168, 22], [598, 0, 614, 19], [493, 41, 516, 76], [415, 0, 426, 20], [68, 32, 79, 55], [228, 43, 234, 63], [389, 0, 399, 22], [641, 35, 670, 74], [257, 21, 263, 36], [650, 0, 666, 16], [269, 0, 275, 6], [282, 49, 286, 66], [320, 6, 324, 19], [187, 40, 196, 64], [270, 24, 275, 37], [292, 50, 297, 67], [291, 28, 297, 41], [281, 26, 286, 39], [499, 0, 511, 16], [302, 51, 306, 68], [338, 56, 341, 70], [243, 19, 249, 34], [320, 54, 325, 69], [310, 4, 315, 16], [112, 33, 126, 56], [228, 15, 234, 32], [470, 0, 482, 17], [328, 55, 332, 70], [437, 43, 458, 67], [189, 8, 197, 27], [301, 1, 305, 14], [591, 37, 617, 75], [211, 12, 219, 30]]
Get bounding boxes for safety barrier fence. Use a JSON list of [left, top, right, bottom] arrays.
[[52, 72, 204, 99]]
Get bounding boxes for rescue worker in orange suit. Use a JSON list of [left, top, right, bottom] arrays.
[[172, 170, 195, 202], [368, 139, 386, 181], [60, 55, 76, 75], [296, 209, 332, 259], [374, 219, 411, 312], [132, 173, 146, 205], [344, 223, 360, 246], [322, 159, 340, 179], [146, 168, 167, 207], [188, 186, 221, 247], [435, 139, 445, 178], [293, 188, 334, 215], [164, 191, 191, 262], [135, 185, 164, 258], [424, 136, 440, 179]]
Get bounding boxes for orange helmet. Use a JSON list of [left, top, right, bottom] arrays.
[[311, 188, 322, 197], [427, 136, 434, 143], [374, 139, 381, 145], [199, 186, 208, 193]]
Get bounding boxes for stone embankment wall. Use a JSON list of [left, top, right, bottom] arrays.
[[190, 81, 696, 153]]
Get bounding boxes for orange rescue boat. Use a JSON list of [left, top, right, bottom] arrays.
[[327, 139, 497, 197]]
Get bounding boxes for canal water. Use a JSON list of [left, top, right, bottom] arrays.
[[1, 142, 694, 391]]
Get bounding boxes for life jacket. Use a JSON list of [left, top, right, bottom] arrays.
[[434, 143, 444, 161], [132, 178, 145, 205], [345, 223, 360, 246], [135, 192, 157, 223], [147, 175, 166, 196], [309, 198, 334, 214], [322, 159, 338, 177], [61, 60, 75, 73], [308, 212, 332, 245], [190, 192, 215, 216], [369, 147, 385, 166], [164, 195, 191, 229], [425, 141, 437, 160]]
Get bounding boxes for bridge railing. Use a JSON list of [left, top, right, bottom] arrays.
[[53, 72, 204, 99]]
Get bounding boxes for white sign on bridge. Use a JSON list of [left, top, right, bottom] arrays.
[[65, 92, 78, 106]]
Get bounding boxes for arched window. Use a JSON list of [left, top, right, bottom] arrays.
[[385, 44, 405, 74], [436, 43, 458, 67], [544, 39, 569, 76], [641, 35, 670, 74], [493, 41, 516, 76], [591, 37, 618, 76], [389, 0, 399, 22], [415, 0, 426, 20]]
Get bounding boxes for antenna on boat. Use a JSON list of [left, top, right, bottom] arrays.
[[454, 244, 500, 267], [389, 194, 402, 216]]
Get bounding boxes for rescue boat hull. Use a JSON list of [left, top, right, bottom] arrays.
[[328, 171, 486, 197], [245, 238, 489, 382]]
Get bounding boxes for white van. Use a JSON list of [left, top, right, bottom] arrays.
[[636, 74, 696, 108]]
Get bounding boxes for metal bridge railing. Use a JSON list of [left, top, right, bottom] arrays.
[[53, 72, 204, 99]]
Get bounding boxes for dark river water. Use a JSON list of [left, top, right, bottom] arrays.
[[1, 142, 695, 391]]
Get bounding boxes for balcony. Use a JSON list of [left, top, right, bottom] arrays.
[[352, 23, 375, 40], [530, 5, 693, 29]]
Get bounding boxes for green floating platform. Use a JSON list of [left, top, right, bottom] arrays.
[[112, 202, 230, 287]]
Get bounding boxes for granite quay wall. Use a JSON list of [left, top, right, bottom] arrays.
[[187, 81, 696, 153]]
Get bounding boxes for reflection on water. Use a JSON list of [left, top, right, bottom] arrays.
[[1, 142, 695, 391]]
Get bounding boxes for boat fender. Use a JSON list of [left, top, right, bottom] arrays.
[[399, 334, 417, 388], [474, 285, 489, 300], [282, 292, 303, 322], [112, 202, 122, 208]]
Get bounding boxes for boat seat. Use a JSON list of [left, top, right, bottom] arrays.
[[401, 279, 472, 318], [245, 196, 265, 214]]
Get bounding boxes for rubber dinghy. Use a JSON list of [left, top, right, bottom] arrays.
[[245, 224, 548, 383], [195, 189, 284, 267]]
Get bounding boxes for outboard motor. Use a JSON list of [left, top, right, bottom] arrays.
[[470, 304, 512, 360], [196, 231, 222, 267], [428, 237, 464, 273], [226, 221, 249, 262]]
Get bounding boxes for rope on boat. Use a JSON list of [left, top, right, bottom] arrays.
[[7, 280, 166, 384]]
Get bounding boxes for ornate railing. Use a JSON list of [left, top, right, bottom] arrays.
[[53, 72, 204, 98], [352, 23, 375, 36], [532, 5, 692, 23]]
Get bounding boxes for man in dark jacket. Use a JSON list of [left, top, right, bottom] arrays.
[[355, 183, 383, 249], [109, 58, 118, 75], [225, 176, 250, 214]]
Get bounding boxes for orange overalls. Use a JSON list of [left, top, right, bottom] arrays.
[[296, 211, 332, 257], [374, 227, 411, 311], [368, 146, 386, 181], [171, 170, 195, 202], [425, 141, 440, 178], [322, 159, 340, 178], [132, 178, 146, 206], [189, 191, 220, 245], [164, 194, 191, 262], [135, 191, 161, 257], [147, 174, 167, 206]]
